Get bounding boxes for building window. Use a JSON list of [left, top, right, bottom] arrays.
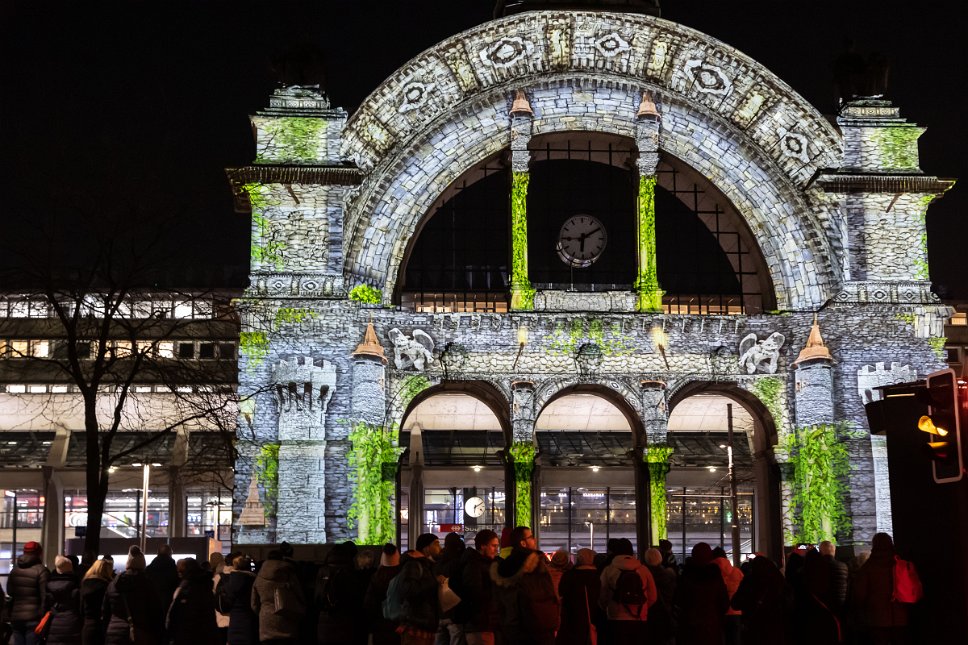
[[218, 343, 236, 360], [177, 343, 195, 359], [950, 312, 967, 326], [198, 343, 216, 360], [0, 489, 45, 579], [158, 342, 174, 358]]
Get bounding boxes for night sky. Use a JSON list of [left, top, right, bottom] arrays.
[[2, 1, 965, 296]]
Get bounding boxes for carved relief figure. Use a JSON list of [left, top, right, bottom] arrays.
[[388, 328, 435, 371], [738, 332, 785, 374]]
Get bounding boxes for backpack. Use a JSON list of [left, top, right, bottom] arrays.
[[893, 556, 924, 603], [317, 565, 350, 612], [215, 575, 231, 616], [382, 570, 405, 622], [613, 568, 646, 617]]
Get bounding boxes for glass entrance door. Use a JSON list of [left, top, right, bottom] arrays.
[[538, 486, 637, 554], [665, 489, 755, 562], [422, 487, 505, 544]]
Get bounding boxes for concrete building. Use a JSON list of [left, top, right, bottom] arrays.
[[227, 5, 954, 561]]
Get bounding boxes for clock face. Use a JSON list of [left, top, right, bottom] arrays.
[[557, 215, 607, 268], [464, 496, 486, 518]]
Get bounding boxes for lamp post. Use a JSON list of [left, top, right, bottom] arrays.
[[140, 464, 150, 553], [727, 404, 741, 566]]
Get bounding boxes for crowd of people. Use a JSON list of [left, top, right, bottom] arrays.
[[0, 530, 916, 645]]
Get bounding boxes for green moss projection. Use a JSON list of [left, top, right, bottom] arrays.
[[646, 444, 674, 541], [548, 318, 632, 356], [244, 183, 286, 270], [929, 336, 947, 360], [274, 307, 317, 326], [347, 422, 401, 545], [635, 176, 663, 312], [783, 423, 855, 544], [240, 331, 270, 370], [255, 442, 280, 517], [509, 441, 535, 525], [872, 126, 920, 171], [399, 375, 431, 409], [510, 172, 535, 310], [257, 117, 324, 163], [750, 376, 784, 433], [349, 284, 383, 305]]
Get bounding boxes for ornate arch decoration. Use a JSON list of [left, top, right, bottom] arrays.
[[341, 11, 843, 311], [400, 379, 513, 445], [667, 379, 779, 456], [533, 377, 646, 446]]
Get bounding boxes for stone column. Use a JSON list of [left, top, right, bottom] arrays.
[[634, 92, 664, 312], [510, 380, 537, 527], [640, 380, 671, 545], [509, 90, 536, 311], [40, 467, 64, 567], [167, 467, 187, 539]]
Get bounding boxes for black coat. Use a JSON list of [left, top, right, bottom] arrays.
[[455, 549, 499, 634], [145, 555, 179, 607], [103, 570, 165, 645], [555, 567, 603, 645], [674, 561, 729, 645], [220, 570, 258, 645], [80, 577, 109, 645], [7, 554, 49, 622], [167, 572, 218, 645], [490, 549, 560, 645], [45, 572, 82, 645], [363, 564, 401, 645]]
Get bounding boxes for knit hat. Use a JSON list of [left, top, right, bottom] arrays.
[[54, 555, 73, 574], [415, 533, 438, 552], [550, 549, 570, 568], [380, 543, 400, 568], [126, 546, 147, 571], [23, 541, 42, 555]]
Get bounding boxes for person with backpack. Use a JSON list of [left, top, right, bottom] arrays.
[[490, 526, 559, 645], [851, 533, 917, 645], [598, 538, 657, 645], [384, 534, 441, 645], [251, 550, 305, 645], [365, 544, 402, 645], [44, 555, 83, 645], [217, 555, 258, 645], [213, 552, 239, 644], [314, 542, 358, 644], [7, 540, 49, 645]]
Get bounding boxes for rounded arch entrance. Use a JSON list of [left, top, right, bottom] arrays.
[[666, 382, 783, 561], [341, 12, 843, 310], [398, 381, 511, 550]]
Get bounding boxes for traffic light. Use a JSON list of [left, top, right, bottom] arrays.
[[920, 369, 965, 484]]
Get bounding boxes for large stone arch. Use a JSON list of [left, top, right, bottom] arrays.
[[533, 377, 645, 444], [341, 11, 844, 311]]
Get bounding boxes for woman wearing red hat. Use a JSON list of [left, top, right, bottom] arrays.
[[7, 541, 49, 645]]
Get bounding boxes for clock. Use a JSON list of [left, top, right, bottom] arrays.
[[464, 496, 486, 518], [557, 215, 607, 268]]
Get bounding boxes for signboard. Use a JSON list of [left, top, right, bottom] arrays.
[[438, 524, 464, 533]]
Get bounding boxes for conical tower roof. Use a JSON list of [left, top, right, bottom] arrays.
[[794, 314, 833, 365], [353, 320, 387, 364]]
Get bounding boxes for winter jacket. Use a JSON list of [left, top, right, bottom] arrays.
[[823, 555, 849, 614], [7, 553, 49, 622], [388, 553, 439, 632], [490, 548, 559, 645], [713, 556, 744, 616], [455, 548, 499, 633], [44, 571, 83, 645], [646, 564, 678, 642], [251, 559, 305, 642], [852, 551, 910, 628], [212, 565, 233, 629], [599, 554, 658, 621], [363, 564, 401, 645], [167, 570, 218, 644], [103, 569, 165, 645], [144, 555, 179, 607], [674, 561, 729, 645], [314, 553, 363, 644], [556, 566, 604, 645], [219, 569, 258, 645], [730, 556, 790, 645], [80, 576, 109, 645]]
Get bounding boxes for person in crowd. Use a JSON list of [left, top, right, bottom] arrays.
[[7, 540, 49, 645], [819, 541, 849, 619], [103, 545, 165, 645], [364, 543, 403, 645], [674, 542, 728, 645], [731, 555, 790, 645], [711, 547, 744, 645], [146, 545, 179, 608], [644, 547, 677, 645], [851, 533, 912, 645], [167, 557, 218, 644], [352, 550, 377, 645], [218, 554, 258, 645], [386, 533, 441, 645], [546, 550, 570, 598], [798, 550, 840, 645], [490, 526, 559, 645], [214, 551, 240, 644], [251, 549, 305, 645], [315, 542, 359, 644], [434, 532, 466, 645], [556, 548, 603, 645], [599, 537, 657, 645], [80, 559, 114, 645], [211, 553, 226, 575], [601, 538, 621, 571], [498, 528, 514, 560], [44, 555, 82, 645], [455, 529, 500, 645], [658, 539, 679, 573]]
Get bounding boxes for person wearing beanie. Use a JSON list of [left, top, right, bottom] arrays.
[[643, 548, 677, 645], [385, 535, 441, 644], [45, 554, 83, 645], [674, 542, 728, 645], [499, 527, 514, 560], [219, 555, 258, 645], [457, 529, 501, 645], [364, 544, 403, 645], [599, 538, 657, 644], [7, 540, 49, 643], [546, 549, 571, 598], [490, 527, 559, 645], [103, 546, 165, 644]]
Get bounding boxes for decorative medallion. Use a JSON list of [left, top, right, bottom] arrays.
[[594, 32, 631, 58], [480, 36, 534, 69], [684, 59, 732, 95], [398, 81, 437, 114], [778, 129, 811, 163]]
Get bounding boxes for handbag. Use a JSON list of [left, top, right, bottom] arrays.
[[274, 582, 306, 620], [583, 585, 598, 645], [34, 610, 52, 636], [438, 577, 461, 613]]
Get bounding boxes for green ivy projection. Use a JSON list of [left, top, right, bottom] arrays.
[[255, 442, 280, 517], [750, 376, 784, 433], [510, 172, 535, 310], [548, 318, 633, 357], [349, 284, 383, 305], [635, 176, 663, 312], [244, 183, 286, 270], [645, 444, 674, 541], [347, 422, 402, 545], [257, 117, 324, 163], [509, 441, 535, 525], [239, 331, 270, 370]]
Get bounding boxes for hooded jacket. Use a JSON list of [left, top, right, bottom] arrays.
[[80, 576, 109, 645], [490, 548, 559, 644], [599, 554, 658, 621], [251, 559, 305, 642], [103, 569, 165, 645], [45, 571, 83, 645], [713, 556, 744, 616], [7, 553, 49, 622]]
